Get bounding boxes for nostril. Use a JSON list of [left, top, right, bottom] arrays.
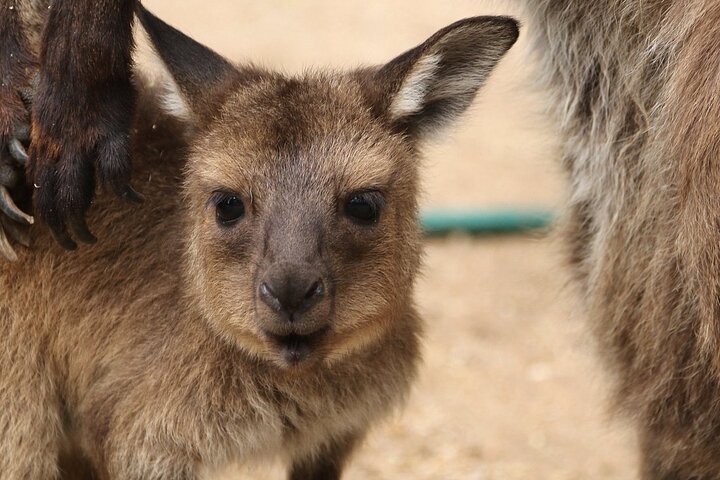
[[259, 282, 275, 299], [305, 280, 324, 300], [259, 282, 282, 312]]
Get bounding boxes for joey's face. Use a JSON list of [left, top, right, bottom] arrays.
[[140, 5, 518, 368], [186, 77, 422, 368]]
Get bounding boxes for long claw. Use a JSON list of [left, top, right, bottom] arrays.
[[8, 138, 28, 164], [120, 184, 144, 204], [0, 226, 18, 262], [68, 217, 97, 244], [0, 164, 19, 188], [0, 186, 33, 225], [0, 216, 30, 247], [49, 227, 77, 251], [14, 123, 30, 143]]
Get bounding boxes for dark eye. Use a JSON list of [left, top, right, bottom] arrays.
[[344, 191, 383, 224], [215, 195, 245, 225]]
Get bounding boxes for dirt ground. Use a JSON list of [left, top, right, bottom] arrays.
[[142, 1, 639, 478]]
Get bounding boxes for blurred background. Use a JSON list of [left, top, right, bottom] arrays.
[[141, 1, 638, 478]]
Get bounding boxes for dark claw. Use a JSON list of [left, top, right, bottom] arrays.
[[0, 216, 30, 248], [120, 184, 144, 204], [0, 186, 33, 225], [14, 122, 30, 143], [49, 227, 78, 251], [8, 138, 28, 164], [0, 164, 19, 188], [0, 226, 18, 262], [68, 217, 97, 244]]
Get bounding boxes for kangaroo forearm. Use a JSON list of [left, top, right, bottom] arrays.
[[39, 0, 136, 83], [29, 0, 140, 249]]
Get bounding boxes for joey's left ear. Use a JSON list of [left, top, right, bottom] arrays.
[[373, 16, 519, 138]]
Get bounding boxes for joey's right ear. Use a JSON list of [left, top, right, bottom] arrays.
[[137, 5, 238, 121]]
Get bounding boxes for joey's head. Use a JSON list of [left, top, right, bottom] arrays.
[[139, 7, 518, 368]]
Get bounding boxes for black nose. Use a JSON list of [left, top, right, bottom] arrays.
[[259, 266, 325, 319]]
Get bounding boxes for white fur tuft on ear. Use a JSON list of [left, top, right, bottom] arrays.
[[135, 20, 192, 121], [389, 53, 441, 119], [160, 76, 192, 121]]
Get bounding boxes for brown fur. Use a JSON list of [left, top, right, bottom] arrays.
[[525, 0, 720, 477], [0, 8, 518, 479], [0, 0, 34, 142]]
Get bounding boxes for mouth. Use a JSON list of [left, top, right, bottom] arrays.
[[264, 326, 329, 365]]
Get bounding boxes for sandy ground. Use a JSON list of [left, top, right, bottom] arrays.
[[141, 1, 639, 478]]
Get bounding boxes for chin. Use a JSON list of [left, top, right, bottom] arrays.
[[264, 329, 331, 370]]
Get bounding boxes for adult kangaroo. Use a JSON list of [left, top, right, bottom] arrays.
[[525, 1, 720, 477]]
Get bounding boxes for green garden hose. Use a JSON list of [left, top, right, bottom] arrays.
[[420, 208, 555, 236]]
